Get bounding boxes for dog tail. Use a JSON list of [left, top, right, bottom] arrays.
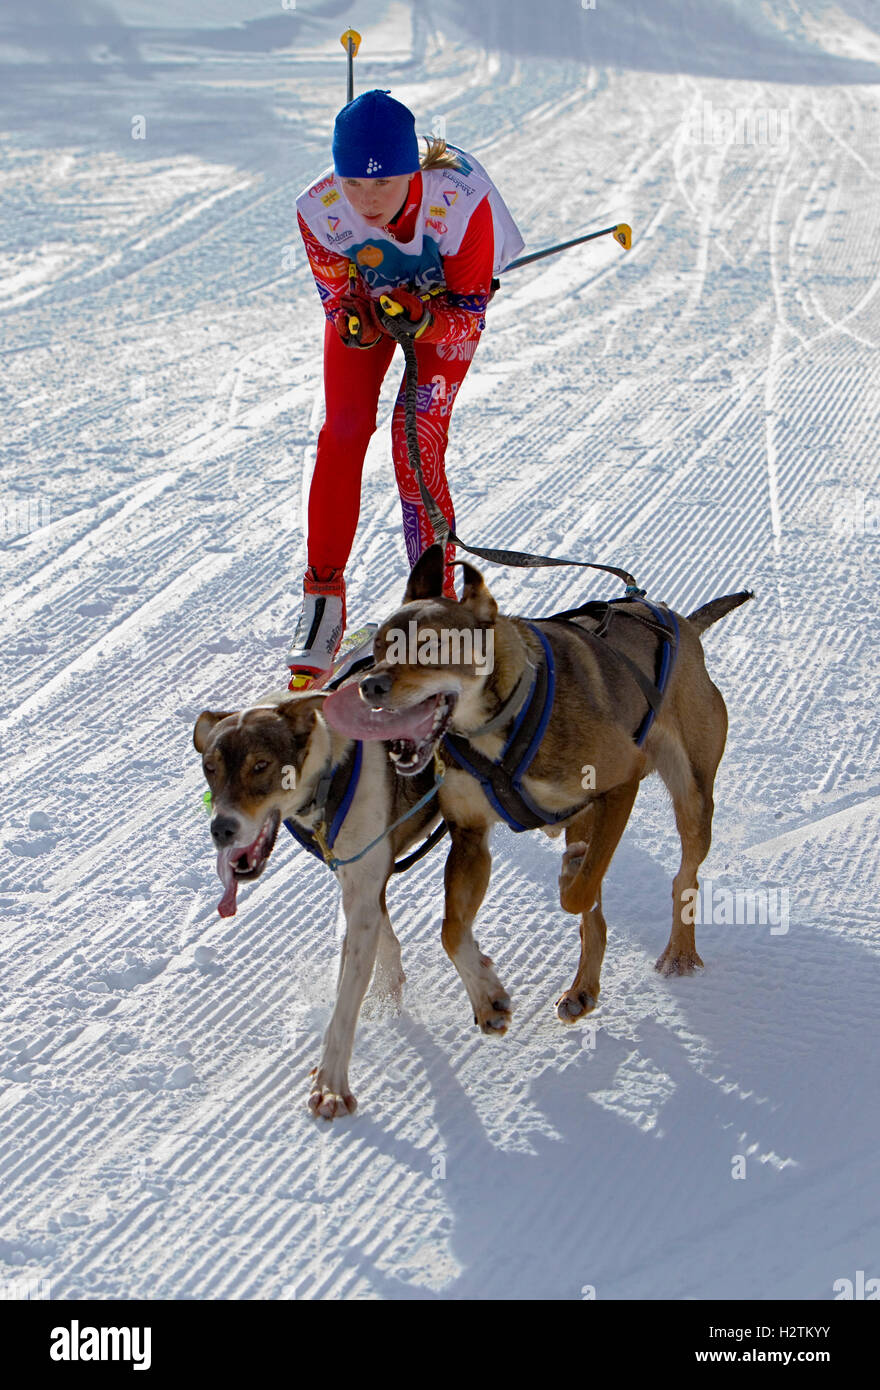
[[686, 590, 754, 635]]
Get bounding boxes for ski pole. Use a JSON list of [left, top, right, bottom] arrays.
[[503, 222, 631, 273], [339, 27, 361, 331], [340, 28, 361, 105], [347, 260, 361, 338]]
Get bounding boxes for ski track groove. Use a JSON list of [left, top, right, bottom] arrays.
[[1, 10, 878, 1300]]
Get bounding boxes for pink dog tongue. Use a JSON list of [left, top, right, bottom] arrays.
[[216, 847, 238, 918], [323, 683, 439, 741]]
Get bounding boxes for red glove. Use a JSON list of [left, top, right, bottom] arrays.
[[332, 292, 383, 348]]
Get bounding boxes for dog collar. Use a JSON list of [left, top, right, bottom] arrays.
[[465, 657, 537, 738]]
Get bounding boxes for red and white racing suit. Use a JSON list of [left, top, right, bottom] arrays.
[[297, 151, 523, 597]]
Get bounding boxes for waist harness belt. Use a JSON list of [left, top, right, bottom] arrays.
[[442, 599, 679, 833]]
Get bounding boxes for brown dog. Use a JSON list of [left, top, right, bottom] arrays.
[[324, 545, 752, 1032]]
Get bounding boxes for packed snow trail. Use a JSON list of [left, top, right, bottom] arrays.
[[0, 0, 878, 1299]]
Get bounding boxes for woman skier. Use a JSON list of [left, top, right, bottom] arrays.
[[287, 88, 524, 688]]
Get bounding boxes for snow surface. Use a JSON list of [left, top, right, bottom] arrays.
[[1, 0, 878, 1300]]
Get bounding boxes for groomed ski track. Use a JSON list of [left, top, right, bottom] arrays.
[[0, 0, 878, 1300]]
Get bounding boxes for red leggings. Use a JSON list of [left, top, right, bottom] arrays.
[[307, 320, 479, 598]]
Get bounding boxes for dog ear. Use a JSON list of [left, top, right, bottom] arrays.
[[459, 563, 498, 622], [274, 701, 320, 767], [404, 543, 445, 601], [193, 711, 234, 752], [275, 699, 320, 732]]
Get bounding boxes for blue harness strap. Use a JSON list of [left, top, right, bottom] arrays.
[[605, 597, 679, 746], [443, 623, 587, 832], [443, 601, 680, 831], [282, 740, 447, 873], [283, 740, 363, 864]]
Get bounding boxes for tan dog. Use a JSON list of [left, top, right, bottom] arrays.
[[193, 694, 442, 1118], [324, 545, 752, 1032]]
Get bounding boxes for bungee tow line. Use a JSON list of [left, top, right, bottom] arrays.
[[380, 298, 645, 597]]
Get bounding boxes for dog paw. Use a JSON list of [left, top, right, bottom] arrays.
[[555, 989, 598, 1022], [654, 946, 704, 977], [473, 993, 512, 1035], [308, 1078, 358, 1120]]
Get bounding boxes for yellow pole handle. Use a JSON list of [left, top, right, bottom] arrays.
[[339, 28, 362, 56], [347, 263, 363, 337], [379, 294, 404, 317]]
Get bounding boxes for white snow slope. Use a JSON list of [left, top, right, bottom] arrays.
[[0, 0, 878, 1301]]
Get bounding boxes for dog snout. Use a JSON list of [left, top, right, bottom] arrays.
[[359, 670, 393, 705], [211, 813, 240, 847]]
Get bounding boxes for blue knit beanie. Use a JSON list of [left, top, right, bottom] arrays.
[[332, 89, 419, 177]]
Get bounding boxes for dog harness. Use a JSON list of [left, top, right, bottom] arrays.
[[281, 595, 678, 856], [543, 596, 680, 748], [441, 599, 679, 833], [282, 738, 447, 874], [283, 741, 363, 865]]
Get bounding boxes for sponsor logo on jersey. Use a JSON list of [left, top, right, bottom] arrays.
[[309, 176, 335, 197], [327, 228, 354, 246], [442, 174, 476, 197], [429, 205, 446, 217], [442, 190, 458, 207], [356, 244, 384, 268], [321, 189, 340, 206], [426, 217, 447, 234], [327, 214, 341, 230]]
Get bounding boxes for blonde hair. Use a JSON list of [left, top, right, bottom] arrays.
[[419, 136, 462, 171]]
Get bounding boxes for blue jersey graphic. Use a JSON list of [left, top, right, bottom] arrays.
[[350, 236, 446, 294]]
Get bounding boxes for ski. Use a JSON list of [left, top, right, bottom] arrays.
[[324, 622, 379, 689]]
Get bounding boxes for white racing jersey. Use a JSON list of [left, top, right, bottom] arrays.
[[296, 144, 524, 295]]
